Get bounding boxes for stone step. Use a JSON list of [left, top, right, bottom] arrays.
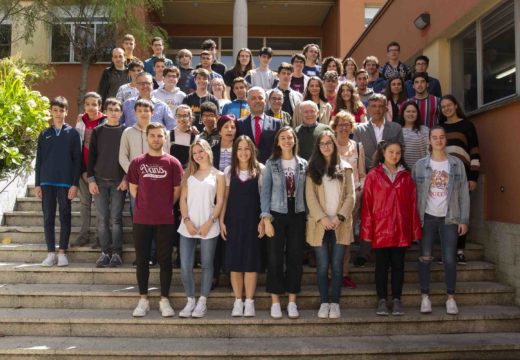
[[0, 282, 513, 310], [3, 211, 133, 227], [0, 333, 519, 359], [0, 242, 486, 264], [0, 226, 134, 244], [0, 261, 497, 286], [0, 305, 518, 338], [15, 197, 130, 212]]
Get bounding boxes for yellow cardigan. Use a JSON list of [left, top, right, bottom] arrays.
[[305, 165, 355, 247]]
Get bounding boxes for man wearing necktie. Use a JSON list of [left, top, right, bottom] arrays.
[[237, 86, 282, 164]]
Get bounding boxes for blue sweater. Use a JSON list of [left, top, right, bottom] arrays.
[[35, 124, 82, 187]]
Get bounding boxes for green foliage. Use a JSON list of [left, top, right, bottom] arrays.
[[0, 57, 50, 180]]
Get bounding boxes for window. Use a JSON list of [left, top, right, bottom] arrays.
[[169, 36, 321, 69], [0, 24, 11, 58], [452, 0, 518, 112], [51, 22, 112, 63], [364, 6, 382, 27]]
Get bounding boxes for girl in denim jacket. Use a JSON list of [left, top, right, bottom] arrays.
[[413, 126, 470, 315], [261, 126, 308, 319]]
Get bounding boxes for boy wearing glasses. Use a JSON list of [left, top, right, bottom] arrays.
[[152, 66, 187, 114]]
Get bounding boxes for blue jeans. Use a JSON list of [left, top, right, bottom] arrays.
[[94, 179, 125, 255], [41, 186, 71, 252], [314, 230, 345, 304], [419, 213, 458, 295], [180, 235, 218, 298]]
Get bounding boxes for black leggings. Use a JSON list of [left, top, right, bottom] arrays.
[[133, 224, 174, 297], [374, 247, 406, 300]]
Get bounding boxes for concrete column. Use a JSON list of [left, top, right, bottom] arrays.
[[233, 0, 248, 60]]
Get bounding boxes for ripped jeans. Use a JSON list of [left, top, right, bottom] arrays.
[[419, 213, 458, 295]]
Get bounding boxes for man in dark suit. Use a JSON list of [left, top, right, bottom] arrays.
[[237, 86, 282, 164], [354, 93, 404, 173]]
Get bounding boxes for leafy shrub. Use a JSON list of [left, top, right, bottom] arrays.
[[0, 57, 51, 180]]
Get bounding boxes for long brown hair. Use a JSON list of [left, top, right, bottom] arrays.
[[307, 130, 343, 185], [270, 126, 299, 160], [230, 135, 261, 178], [232, 48, 254, 78], [304, 77, 327, 102], [335, 82, 362, 114]]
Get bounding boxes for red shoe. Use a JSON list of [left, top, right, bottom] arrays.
[[342, 276, 357, 289]]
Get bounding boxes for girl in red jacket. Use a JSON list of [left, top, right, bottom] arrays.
[[361, 140, 422, 316]]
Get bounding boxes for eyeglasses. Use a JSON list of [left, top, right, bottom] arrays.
[[166, 74, 178, 79], [319, 141, 334, 148], [176, 114, 191, 119], [337, 123, 352, 128], [137, 82, 152, 86]]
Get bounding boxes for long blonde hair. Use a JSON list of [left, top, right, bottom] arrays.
[[182, 139, 214, 186]]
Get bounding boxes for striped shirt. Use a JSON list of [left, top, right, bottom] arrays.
[[405, 95, 440, 128], [402, 126, 429, 170], [441, 119, 481, 182]]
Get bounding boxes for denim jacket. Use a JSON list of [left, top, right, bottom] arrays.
[[260, 156, 308, 218], [413, 154, 470, 225]]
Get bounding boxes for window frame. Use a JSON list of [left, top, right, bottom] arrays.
[[49, 20, 111, 64], [0, 23, 11, 59], [451, 0, 520, 113]]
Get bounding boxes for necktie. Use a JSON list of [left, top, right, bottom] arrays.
[[254, 115, 261, 147]]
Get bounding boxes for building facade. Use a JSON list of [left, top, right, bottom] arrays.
[[346, 0, 520, 304]]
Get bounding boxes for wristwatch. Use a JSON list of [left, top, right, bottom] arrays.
[[337, 214, 346, 222]]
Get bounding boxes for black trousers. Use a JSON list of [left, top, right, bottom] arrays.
[[133, 223, 174, 297], [374, 247, 406, 300], [266, 198, 306, 295]]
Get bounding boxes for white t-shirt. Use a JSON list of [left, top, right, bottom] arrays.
[[322, 175, 341, 217], [281, 158, 297, 198], [425, 159, 450, 217]]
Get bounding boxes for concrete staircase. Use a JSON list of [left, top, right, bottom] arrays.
[[0, 185, 518, 359]]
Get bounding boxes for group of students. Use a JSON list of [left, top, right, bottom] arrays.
[[35, 37, 481, 320]]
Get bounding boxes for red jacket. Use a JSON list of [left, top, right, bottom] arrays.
[[361, 164, 421, 248]]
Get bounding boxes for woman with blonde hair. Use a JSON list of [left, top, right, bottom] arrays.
[[210, 77, 231, 113], [177, 139, 225, 318], [330, 111, 366, 289], [334, 82, 367, 123]]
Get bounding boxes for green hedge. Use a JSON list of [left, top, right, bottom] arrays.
[[0, 57, 50, 180]]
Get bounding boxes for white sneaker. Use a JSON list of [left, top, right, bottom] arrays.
[[191, 297, 207, 318], [132, 298, 150, 317], [57, 253, 68, 267], [179, 297, 196, 318], [231, 299, 244, 317], [446, 298, 459, 315], [244, 299, 255, 317], [270, 303, 282, 319], [287, 301, 299, 319], [159, 298, 175, 317], [318, 303, 330, 319], [41, 253, 56, 267], [329, 303, 341, 319], [421, 296, 432, 314]]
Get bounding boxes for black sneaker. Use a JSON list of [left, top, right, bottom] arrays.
[[95, 253, 111, 268], [109, 253, 123, 267], [436, 256, 443, 265], [456, 252, 467, 265], [353, 256, 367, 267], [149, 258, 157, 267]]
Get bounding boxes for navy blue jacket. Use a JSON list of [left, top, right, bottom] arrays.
[[35, 124, 82, 187], [236, 114, 282, 164]]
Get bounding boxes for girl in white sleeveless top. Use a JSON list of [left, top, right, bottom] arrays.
[[178, 139, 225, 318]]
